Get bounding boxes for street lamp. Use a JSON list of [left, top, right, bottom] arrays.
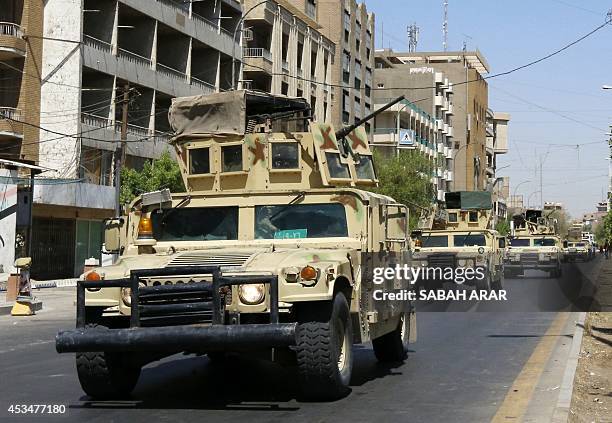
[[527, 190, 541, 208], [512, 179, 531, 199], [231, 0, 270, 90]]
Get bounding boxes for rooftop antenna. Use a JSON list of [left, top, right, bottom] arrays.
[[462, 33, 472, 52], [408, 23, 419, 52], [442, 0, 448, 51]]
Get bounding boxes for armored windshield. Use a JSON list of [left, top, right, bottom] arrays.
[[453, 234, 487, 247], [151, 207, 239, 241], [509, 238, 530, 247], [533, 238, 557, 247], [421, 235, 449, 248], [255, 203, 348, 239]]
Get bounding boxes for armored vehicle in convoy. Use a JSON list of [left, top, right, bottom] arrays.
[[504, 209, 563, 278], [411, 191, 505, 291], [55, 91, 416, 400]]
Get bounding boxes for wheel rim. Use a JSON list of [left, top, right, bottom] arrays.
[[336, 320, 349, 372]]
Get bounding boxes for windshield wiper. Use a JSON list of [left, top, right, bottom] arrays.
[[161, 195, 192, 225], [459, 231, 472, 247], [269, 191, 306, 221]]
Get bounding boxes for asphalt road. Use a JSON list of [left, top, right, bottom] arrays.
[[0, 262, 597, 423]]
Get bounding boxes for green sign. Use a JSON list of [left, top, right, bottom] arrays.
[[274, 229, 308, 239]]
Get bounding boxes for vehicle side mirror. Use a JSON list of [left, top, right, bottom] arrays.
[[384, 204, 409, 244], [104, 218, 124, 253]]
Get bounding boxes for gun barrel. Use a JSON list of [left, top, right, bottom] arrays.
[[335, 95, 405, 140]]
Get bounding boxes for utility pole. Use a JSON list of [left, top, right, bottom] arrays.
[[114, 83, 129, 216], [442, 0, 448, 51]]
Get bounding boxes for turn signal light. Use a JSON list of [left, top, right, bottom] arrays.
[[300, 265, 318, 281], [85, 271, 101, 281], [138, 217, 153, 239]]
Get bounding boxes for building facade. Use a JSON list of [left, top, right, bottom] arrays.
[[485, 110, 509, 185], [35, 0, 242, 278], [375, 50, 490, 192], [372, 56, 455, 201], [241, 0, 334, 123], [0, 0, 43, 162], [288, 0, 374, 133]]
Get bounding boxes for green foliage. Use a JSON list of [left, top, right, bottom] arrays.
[[495, 218, 511, 236], [369, 149, 435, 228], [596, 212, 612, 243], [120, 150, 185, 205]]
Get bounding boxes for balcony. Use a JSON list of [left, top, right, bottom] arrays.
[[83, 34, 112, 53], [447, 103, 454, 115], [0, 22, 26, 59], [447, 126, 453, 137], [118, 48, 152, 69], [243, 47, 273, 75], [157, 63, 188, 82], [445, 170, 453, 181], [434, 95, 444, 107], [0, 107, 24, 140], [191, 76, 215, 95]]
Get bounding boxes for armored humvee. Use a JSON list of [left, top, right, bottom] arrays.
[[55, 91, 416, 400], [504, 209, 563, 278], [411, 191, 505, 291]]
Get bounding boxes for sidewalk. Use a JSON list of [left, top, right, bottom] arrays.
[[568, 257, 612, 422]]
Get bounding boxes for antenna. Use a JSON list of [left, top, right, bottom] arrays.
[[442, 0, 448, 51], [407, 23, 419, 52]]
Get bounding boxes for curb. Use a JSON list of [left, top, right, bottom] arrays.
[[0, 300, 44, 316], [551, 311, 586, 422], [0, 279, 78, 292]]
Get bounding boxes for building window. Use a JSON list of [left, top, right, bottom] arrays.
[[306, 0, 317, 19]]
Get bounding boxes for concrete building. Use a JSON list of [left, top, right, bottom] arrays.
[[0, 0, 43, 162], [375, 49, 490, 191], [288, 0, 374, 133], [485, 110, 509, 184], [241, 0, 334, 122], [508, 194, 524, 210], [35, 0, 242, 279], [371, 56, 455, 201]]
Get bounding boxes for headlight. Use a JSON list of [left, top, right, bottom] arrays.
[[239, 283, 265, 305], [121, 287, 132, 306], [475, 255, 486, 264], [121, 281, 146, 306], [539, 253, 551, 261], [458, 259, 467, 267]]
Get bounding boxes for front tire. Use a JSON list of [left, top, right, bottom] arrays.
[[372, 312, 409, 362], [75, 325, 141, 399], [295, 292, 353, 400]]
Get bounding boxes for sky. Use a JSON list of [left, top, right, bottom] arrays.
[[366, 0, 612, 217]]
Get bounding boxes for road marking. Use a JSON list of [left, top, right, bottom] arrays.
[[491, 312, 570, 423]]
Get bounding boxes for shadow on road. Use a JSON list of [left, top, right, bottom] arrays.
[[71, 344, 405, 411]]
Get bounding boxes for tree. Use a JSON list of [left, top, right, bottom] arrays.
[[120, 150, 185, 205], [495, 217, 511, 236], [369, 149, 435, 228]]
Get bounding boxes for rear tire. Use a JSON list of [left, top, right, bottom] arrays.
[[75, 325, 141, 399], [372, 312, 409, 362], [295, 293, 353, 400]]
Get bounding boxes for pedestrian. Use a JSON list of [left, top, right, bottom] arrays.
[[605, 240, 610, 260]]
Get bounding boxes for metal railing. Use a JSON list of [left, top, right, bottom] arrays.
[[191, 76, 215, 94], [118, 48, 152, 68], [0, 107, 22, 121], [83, 34, 112, 53], [157, 63, 187, 81], [0, 22, 23, 38], [243, 47, 272, 61]]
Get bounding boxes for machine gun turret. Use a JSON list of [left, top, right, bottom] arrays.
[[335, 95, 405, 141]]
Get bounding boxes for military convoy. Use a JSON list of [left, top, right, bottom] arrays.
[[563, 224, 593, 262], [411, 191, 505, 291], [55, 92, 416, 400], [504, 209, 563, 278]]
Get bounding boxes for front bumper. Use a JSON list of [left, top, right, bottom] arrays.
[[504, 261, 558, 270], [56, 265, 290, 353], [56, 323, 296, 353]]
